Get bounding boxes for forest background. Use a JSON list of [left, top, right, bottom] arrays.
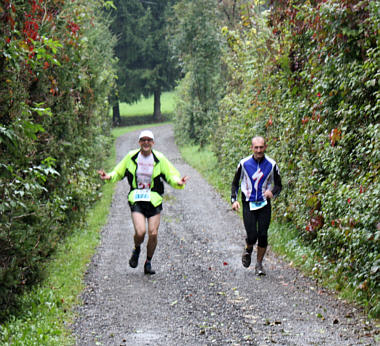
[[0, 0, 379, 327]]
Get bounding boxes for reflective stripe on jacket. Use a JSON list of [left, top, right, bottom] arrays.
[[108, 149, 184, 206]]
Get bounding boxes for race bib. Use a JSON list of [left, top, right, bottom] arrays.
[[249, 200, 267, 211], [133, 189, 151, 202]]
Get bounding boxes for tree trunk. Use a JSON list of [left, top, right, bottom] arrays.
[[112, 102, 121, 125], [153, 89, 162, 119]]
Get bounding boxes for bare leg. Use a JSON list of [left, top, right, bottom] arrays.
[[146, 213, 160, 259], [255, 246, 267, 276], [257, 246, 267, 264], [129, 212, 147, 268], [131, 212, 147, 247]]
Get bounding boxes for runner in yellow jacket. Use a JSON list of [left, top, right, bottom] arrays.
[[98, 130, 188, 275]]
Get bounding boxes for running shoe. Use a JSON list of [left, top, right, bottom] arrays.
[[242, 248, 252, 268], [144, 261, 156, 275], [255, 262, 266, 276], [129, 247, 140, 268]]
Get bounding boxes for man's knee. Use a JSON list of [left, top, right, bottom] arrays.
[[149, 230, 158, 239], [148, 228, 158, 238], [246, 234, 257, 246], [257, 236, 268, 248], [133, 229, 146, 248], [134, 227, 146, 239]]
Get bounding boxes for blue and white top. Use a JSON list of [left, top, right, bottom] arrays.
[[231, 155, 282, 203]]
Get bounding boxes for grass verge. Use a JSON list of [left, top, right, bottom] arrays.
[[0, 123, 161, 345]]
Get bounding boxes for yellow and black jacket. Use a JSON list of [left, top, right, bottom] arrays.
[[108, 149, 185, 206]]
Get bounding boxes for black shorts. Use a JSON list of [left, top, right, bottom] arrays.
[[129, 201, 162, 218]]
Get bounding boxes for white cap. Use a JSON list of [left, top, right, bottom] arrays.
[[138, 130, 154, 140]]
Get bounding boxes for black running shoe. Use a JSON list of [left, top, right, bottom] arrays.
[[242, 248, 252, 268], [144, 261, 156, 275], [255, 262, 266, 276], [129, 247, 140, 268]]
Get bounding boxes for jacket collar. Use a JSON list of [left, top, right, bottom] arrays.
[[252, 154, 266, 163], [132, 149, 159, 163]]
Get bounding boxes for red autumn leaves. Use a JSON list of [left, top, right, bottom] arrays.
[[299, 92, 342, 147], [4, 0, 80, 51]]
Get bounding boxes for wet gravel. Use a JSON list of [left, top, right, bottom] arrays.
[[72, 124, 378, 345]]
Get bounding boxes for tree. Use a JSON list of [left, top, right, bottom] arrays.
[[109, 0, 180, 120], [169, 0, 225, 146]]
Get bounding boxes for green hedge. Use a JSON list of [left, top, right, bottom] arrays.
[[0, 0, 115, 317], [213, 0, 379, 315]]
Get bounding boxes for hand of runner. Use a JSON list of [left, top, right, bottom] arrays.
[[177, 176, 189, 186], [263, 190, 273, 199], [232, 201, 240, 211], [97, 169, 110, 180]]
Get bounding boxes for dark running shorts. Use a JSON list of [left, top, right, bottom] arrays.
[[129, 201, 162, 218]]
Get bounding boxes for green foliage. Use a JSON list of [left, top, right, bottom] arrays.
[[169, 0, 225, 146], [210, 0, 379, 316], [213, 3, 278, 182], [0, 175, 116, 346], [0, 0, 116, 316]]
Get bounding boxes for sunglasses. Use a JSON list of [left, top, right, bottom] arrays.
[[139, 138, 153, 142]]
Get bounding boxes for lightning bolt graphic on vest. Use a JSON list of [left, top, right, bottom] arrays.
[[252, 169, 264, 192]]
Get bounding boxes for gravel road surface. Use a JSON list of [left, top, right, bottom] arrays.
[[72, 124, 378, 345]]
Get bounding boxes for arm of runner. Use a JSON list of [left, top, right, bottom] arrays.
[[159, 154, 187, 189], [102, 151, 136, 183], [231, 163, 242, 208], [270, 164, 282, 198]]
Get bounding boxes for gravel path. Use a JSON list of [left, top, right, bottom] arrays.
[[72, 124, 378, 345]]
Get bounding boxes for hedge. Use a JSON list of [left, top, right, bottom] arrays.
[[213, 0, 379, 316], [0, 0, 115, 318]]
